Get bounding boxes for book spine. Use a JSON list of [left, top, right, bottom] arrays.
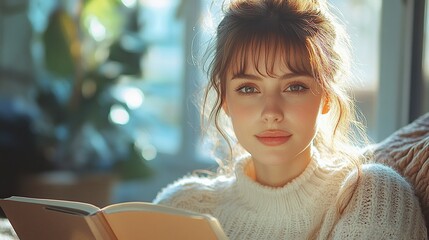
[[208, 218, 229, 240], [85, 213, 118, 240]]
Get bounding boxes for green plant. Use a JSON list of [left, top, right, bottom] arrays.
[[34, 0, 152, 179]]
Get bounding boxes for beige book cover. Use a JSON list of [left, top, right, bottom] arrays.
[[0, 196, 227, 240]]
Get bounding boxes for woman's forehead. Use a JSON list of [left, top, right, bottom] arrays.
[[226, 37, 312, 79], [228, 50, 290, 78]]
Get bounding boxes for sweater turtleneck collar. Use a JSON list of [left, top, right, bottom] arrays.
[[232, 155, 344, 214]]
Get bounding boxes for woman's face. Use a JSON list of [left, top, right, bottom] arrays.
[[224, 47, 325, 171]]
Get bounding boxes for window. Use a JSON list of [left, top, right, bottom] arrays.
[[113, 0, 207, 202], [136, 0, 186, 156], [330, 0, 382, 142]]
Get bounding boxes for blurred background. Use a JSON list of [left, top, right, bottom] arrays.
[[0, 0, 428, 215]]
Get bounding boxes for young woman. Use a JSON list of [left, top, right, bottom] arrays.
[[154, 0, 428, 239]]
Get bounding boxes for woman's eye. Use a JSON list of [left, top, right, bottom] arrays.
[[236, 86, 258, 94], [286, 84, 308, 92]]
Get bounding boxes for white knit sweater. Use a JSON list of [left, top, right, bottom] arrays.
[[154, 157, 428, 239]]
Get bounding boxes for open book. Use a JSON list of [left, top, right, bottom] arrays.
[[0, 196, 228, 240]]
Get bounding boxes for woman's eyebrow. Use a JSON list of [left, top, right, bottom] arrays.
[[280, 73, 307, 80], [230, 73, 262, 80], [231, 72, 308, 80]]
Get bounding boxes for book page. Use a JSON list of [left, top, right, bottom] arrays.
[[4, 196, 100, 215], [102, 201, 208, 217], [102, 210, 228, 240]]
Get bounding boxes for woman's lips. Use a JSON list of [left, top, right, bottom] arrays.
[[255, 130, 292, 146]]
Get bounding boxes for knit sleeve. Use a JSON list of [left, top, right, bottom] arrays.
[[331, 163, 427, 239], [152, 176, 219, 214]]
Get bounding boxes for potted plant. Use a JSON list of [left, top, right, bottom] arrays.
[[18, 0, 152, 206]]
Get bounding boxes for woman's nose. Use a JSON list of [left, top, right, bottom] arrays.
[[261, 96, 284, 123]]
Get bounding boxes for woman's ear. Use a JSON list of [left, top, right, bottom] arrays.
[[321, 96, 330, 114]]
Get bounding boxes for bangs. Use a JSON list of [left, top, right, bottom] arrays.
[[223, 32, 313, 79]]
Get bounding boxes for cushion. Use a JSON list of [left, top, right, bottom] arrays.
[[370, 112, 429, 229]]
